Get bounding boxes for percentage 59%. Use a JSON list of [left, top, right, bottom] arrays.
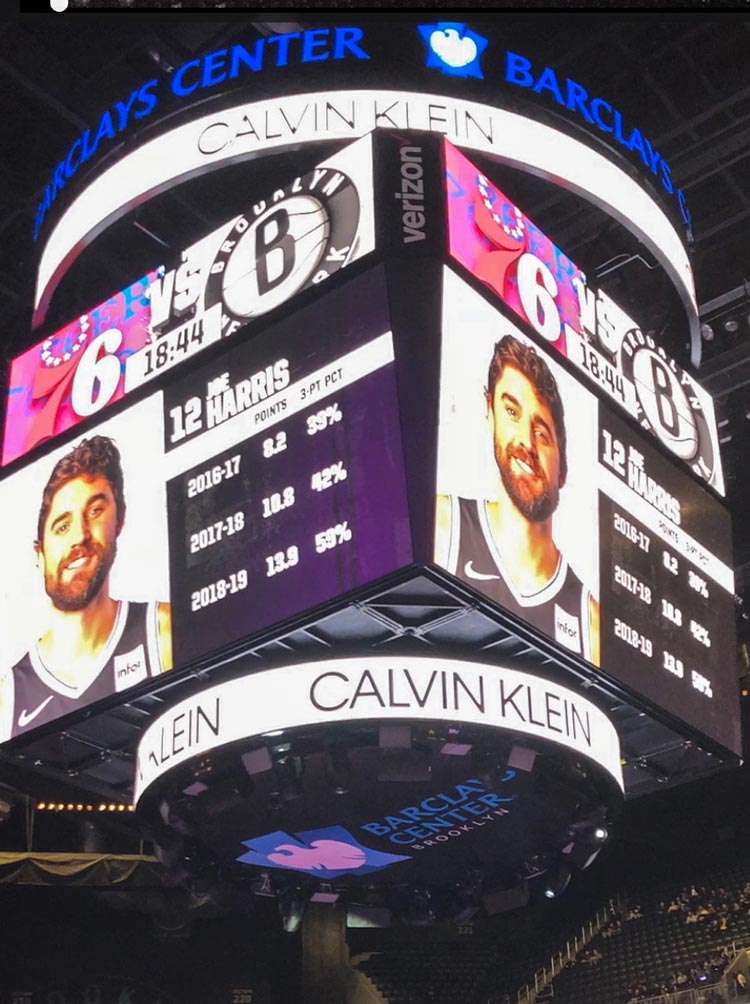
[[265, 523, 354, 578], [315, 522, 353, 554]]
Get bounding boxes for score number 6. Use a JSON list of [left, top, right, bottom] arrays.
[[26, 328, 124, 456], [70, 328, 124, 417]]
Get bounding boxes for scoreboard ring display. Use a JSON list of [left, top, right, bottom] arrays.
[[134, 656, 623, 891]]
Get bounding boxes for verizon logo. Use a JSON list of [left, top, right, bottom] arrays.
[[395, 145, 426, 243]]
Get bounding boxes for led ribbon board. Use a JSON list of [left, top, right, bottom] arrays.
[[444, 141, 724, 495], [32, 89, 698, 362], [134, 656, 623, 802], [4, 136, 374, 467]]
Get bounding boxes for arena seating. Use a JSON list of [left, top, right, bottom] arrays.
[[351, 890, 608, 1004], [351, 856, 750, 1004], [549, 862, 750, 1004]]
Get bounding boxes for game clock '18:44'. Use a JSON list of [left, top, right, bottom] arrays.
[[136, 303, 223, 382]]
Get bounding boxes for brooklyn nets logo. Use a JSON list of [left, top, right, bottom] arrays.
[[204, 165, 361, 330], [620, 329, 717, 486]]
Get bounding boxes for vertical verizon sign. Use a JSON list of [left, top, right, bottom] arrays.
[[398, 145, 428, 245], [444, 141, 723, 495], [3, 136, 375, 468]]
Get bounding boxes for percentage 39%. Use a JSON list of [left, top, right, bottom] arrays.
[[307, 404, 343, 436]]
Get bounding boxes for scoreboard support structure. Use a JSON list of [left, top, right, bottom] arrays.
[[0, 127, 740, 923]]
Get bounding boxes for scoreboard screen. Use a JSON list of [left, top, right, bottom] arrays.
[[444, 140, 725, 496], [162, 268, 411, 669], [435, 269, 739, 755], [0, 267, 412, 741], [0, 127, 737, 763], [3, 134, 375, 469]]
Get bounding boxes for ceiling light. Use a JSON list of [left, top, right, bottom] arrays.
[[542, 864, 571, 899]]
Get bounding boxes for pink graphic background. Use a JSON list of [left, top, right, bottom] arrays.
[[267, 839, 367, 872], [444, 140, 585, 359], [3, 271, 158, 467]]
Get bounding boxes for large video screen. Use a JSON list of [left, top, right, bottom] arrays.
[[444, 140, 725, 496], [3, 134, 375, 468], [161, 268, 411, 670], [0, 267, 411, 741], [435, 269, 739, 754]]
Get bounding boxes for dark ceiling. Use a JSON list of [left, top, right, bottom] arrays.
[[1, 12, 750, 869]]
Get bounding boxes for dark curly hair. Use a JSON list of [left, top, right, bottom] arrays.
[[487, 334, 567, 486], [36, 435, 126, 546]]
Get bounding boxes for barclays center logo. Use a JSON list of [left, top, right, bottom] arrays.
[[418, 22, 488, 79], [237, 825, 410, 878]]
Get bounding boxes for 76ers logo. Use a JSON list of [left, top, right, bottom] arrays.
[[620, 329, 718, 488], [204, 167, 360, 332]]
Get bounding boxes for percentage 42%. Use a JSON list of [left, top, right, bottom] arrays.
[[311, 462, 348, 492]]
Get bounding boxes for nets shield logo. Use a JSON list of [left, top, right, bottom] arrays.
[[418, 22, 488, 79], [204, 166, 361, 331], [237, 825, 410, 878], [620, 331, 718, 487]]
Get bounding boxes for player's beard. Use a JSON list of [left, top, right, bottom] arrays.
[[45, 539, 117, 612], [496, 443, 559, 522]]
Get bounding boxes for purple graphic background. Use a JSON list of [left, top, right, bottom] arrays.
[[165, 268, 413, 669]]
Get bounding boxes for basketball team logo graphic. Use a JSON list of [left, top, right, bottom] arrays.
[[619, 330, 717, 486], [204, 166, 361, 332], [472, 173, 528, 299]]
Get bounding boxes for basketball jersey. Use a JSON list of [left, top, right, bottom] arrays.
[[445, 497, 593, 660], [7, 600, 164, 738]]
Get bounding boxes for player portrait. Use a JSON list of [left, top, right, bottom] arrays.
[[0, 393, 172, 740], [435, 269, 601, 665]]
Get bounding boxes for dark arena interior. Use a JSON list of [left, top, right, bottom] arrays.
[[2, 13, 750, 1004]]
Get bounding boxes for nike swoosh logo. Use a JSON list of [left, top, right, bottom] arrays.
[[464, 561, 501, 581], [17, 695, 54, 729]]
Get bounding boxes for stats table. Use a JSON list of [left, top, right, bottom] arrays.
[[161, 270, 413, 669], [597, 408, 735, 747]]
